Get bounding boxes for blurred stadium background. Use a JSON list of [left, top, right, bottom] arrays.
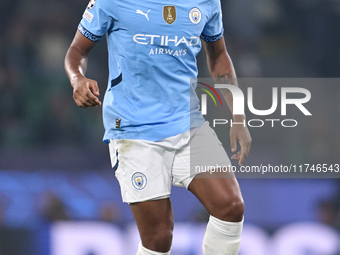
[[1, 0, 340, 254]]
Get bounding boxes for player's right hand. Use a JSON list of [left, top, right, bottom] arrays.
[[71, 76, 102, 108]]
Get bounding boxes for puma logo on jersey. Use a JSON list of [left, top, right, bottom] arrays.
[[136, 9, 151, 21]]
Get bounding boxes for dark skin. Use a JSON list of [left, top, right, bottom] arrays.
[[65, 30, 101, 108], [203, 37, 252, 165], [65, 32, 251, 252]]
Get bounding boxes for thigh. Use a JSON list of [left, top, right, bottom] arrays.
[[130, 198, 174, 252], [188, 172, 244, 222], [183, 122, 244, 219]]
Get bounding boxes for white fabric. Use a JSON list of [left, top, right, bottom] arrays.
[[202, 216, 243, 255], [136, 242, 171, 255], [109, 121, 232, 203]]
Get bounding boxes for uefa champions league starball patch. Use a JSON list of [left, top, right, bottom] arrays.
[[87, 0, 96, 10], [189, 8, 201, 24], [132, 172, 147, 190]]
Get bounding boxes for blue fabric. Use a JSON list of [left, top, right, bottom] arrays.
[[78, 0, 224, 142]]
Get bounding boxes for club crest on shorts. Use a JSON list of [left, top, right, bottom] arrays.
[[189, 8, 201, 24], [132, 172, 147, 190], [87, 0, 96, 10], [163, 6, 176, 25]]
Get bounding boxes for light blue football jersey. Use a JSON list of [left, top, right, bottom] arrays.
[[78, 0, 224, 143]]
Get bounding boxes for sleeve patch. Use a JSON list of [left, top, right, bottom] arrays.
[[78, 23, 102, 42], [83, 10, 93, 22], [200, 30, 224, 42]]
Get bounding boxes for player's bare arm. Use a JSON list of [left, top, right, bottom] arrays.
[[203, 37, 252, 166], [65, 31, 101, 108]]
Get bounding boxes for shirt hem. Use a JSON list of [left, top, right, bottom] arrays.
[[103, 118, 205, 143]]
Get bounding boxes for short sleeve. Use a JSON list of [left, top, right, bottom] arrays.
[[200, 0, 224, 42], [78, 0, 113, 42]]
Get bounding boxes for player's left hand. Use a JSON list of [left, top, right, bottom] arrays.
[[230, 122, 252, 166]]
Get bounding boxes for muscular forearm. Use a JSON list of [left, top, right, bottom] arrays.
[[64, 31, 100, 108], [205, 39, 251, 165], [208, 49, 244, 121], [64, 45, 88, 87]]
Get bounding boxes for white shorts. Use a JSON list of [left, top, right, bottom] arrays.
[[109, 121, 231, 203]]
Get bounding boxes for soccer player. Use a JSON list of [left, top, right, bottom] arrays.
[[65, 0, 252, 254]]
